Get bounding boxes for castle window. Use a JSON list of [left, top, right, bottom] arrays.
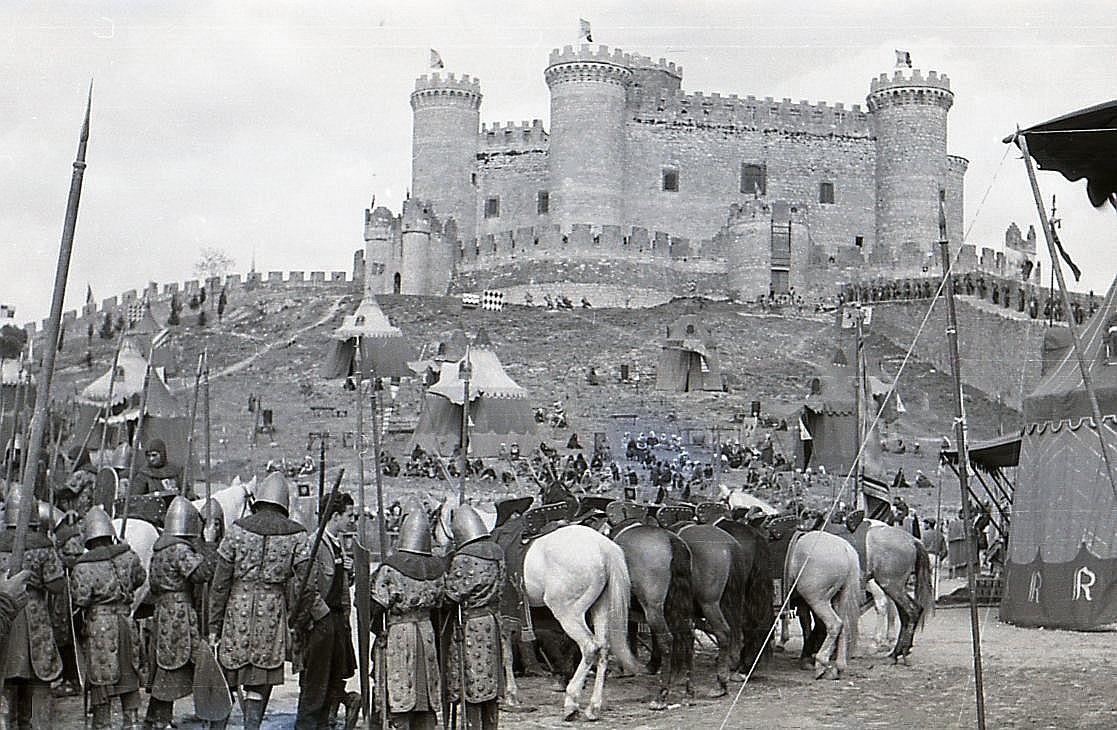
[[484, 197, 500, 219], [470, 173, 477, 186], [662, 167, 679, 192], [819, 181, 835, 204], [741, 163, 766, 195], [855, 235, 864, 248], [537, 191, 549, 215]]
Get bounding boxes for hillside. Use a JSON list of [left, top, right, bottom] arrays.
[[45, 283, 1020, 512]]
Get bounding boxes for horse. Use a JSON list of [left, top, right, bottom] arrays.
[[861, 520, 934, 661], [111, 517, 160, 614], [606, 521, 694, 709], [708, 515, 776, 673], [190, 476, 256, 536], [785, 530, 861, 679], [669, 523, 749, 697]]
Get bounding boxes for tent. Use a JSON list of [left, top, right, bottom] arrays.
[[655, 315, 724, 392], [76, 338, 191, 469], [1002, 275, 1117, 629], [799, 349, 858, 475], [411, 331, 536, 458], [324, 297, 415, 380]]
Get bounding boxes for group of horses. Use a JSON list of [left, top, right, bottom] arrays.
[[106, 478, 933, 722], [433, 494, 935, 721]]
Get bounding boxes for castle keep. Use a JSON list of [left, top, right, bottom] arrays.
[[359, 44, 971, 302]]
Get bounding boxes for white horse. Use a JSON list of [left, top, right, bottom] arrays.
[[191, 476, 257, 535], [434, 501, 641, 721]]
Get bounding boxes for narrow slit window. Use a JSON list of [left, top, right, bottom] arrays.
[[662, 168, 679, 192]]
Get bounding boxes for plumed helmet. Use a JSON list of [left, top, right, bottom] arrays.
[[254, 473, 290, 515], [37, 501, 64, 532], [82, 506, 117, 547], [451, 504, 488, 548], [164, 496, 202, 538], [3, 487, 24, 529], [397, 510, 432, 556]]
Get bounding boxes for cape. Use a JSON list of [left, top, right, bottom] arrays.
[[234, 510, 306, 537], [456, 537, 503, 562], [383, 551, 446, 581], [153, 534, 191, 551], [76, 543, 133, 564], [139, 463, 183, 481]]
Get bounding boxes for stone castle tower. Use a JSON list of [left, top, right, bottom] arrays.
[[361, 45, 968, 299]]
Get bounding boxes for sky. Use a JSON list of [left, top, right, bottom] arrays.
[[3, 1, 1116, 324]]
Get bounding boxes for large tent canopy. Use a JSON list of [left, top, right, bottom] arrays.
[[324, 297, 415, 379], [411, 330, 535, 458]]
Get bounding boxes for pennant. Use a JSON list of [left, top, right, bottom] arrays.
[[429, 49, 444, 70], [1051, 225, 1082, 282], [894, 391, 906, 414], [798, 416, 812, 441], [895, 49, 912, 68], [579, 18, 593, 43]]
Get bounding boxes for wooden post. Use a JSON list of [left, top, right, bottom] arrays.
[[1016, 132, 1117, 502], [10, 85, 91, 574], [938, 212, 988, 730], [459, 346, 472, 506], [353, 338, 372, 730]]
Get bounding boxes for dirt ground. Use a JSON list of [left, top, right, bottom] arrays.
[[43, 605, 1116, 729]]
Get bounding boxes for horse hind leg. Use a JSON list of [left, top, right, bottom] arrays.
[[642, 605, 674, 709], [585, 601, 613, 721], [500, 626, 521, 708], [551, 607, 600, 721], [878, 579, 921, 661], [698, 601, 735, 697], [802, 594, 843, 680], [865, 580, 891, 653]]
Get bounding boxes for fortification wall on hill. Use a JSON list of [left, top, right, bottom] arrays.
[[24, 269, 355, 336]]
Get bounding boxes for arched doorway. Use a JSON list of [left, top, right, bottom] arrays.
[[393, 272, 401, 294]]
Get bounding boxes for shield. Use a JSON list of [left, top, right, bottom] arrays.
[[193, 645, 233, 721], [94, 467, 118, 513]]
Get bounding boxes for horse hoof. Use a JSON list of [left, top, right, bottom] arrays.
[[813, 664, 829, 680], [585, 707, 601, 722], [728, 672, 747, 683], [706, 687, 727, 699], [563, 707, 580, 722], [551, 679, 568, 693], [798, 658, 814, 671], [648, 700, 668, 711]]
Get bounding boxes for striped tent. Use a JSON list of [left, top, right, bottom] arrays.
[[324, 297, 415, 379]]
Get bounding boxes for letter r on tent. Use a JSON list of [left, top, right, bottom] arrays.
[[1027, 571, 1042, 603], [1073, 566, 1097, 601]]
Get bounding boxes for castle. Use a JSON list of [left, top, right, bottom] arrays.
[[356, 43, 982, 303]]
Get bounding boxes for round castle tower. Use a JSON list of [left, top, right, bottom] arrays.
[[867, 68, 954, 258], [410, 71, 482, 242], [545, 45, 633, 228]]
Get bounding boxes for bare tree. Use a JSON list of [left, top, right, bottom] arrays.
[[194, 247, 236, 281]]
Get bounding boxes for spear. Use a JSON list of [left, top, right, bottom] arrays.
[[181, 352, 205, 495], [120, 342, 155, 539], [95, 328, 127, 474], [9, 83, 91, 575], [3, 352, 27, 489]]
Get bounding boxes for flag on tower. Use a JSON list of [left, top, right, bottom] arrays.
[[429, 49, 444, 70], [579, 18, 593, 43], [895, 49, 912, 68]]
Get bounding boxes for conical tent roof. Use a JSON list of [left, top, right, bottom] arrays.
[[79, 339, 180, 418], [332, 297, 401, 340], [429, 340, 527, 404]]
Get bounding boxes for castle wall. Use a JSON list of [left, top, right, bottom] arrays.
[[476, 147, 549, 236]]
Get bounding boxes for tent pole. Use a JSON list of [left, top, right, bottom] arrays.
[[852, 308, 864, 508], [938, 225, 988, 730], [1016, 132, 1117, 503], [353, 337, 373, 730]]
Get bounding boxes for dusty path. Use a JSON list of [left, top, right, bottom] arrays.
[[46, 606, 1117, 729]]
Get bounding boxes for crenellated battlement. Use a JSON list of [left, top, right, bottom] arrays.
[[547, 44, 634, 68], [413, 72, 482, 94], [947, 154, 969, 172], [629, 91, 872, 136], [479, 119, 549, 150], [867, 69, 953, 111], [625, 53, 682, 78], [869, 68, 951, 93]]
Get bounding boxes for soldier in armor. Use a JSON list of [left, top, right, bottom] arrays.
[[208, 473, 327, 730], [444, 504, 505, 730], [130, 439, 189, 498], [53, 469, 96, 522], [70, 506, 148, 730], [143, 497, 215, 730], [0, 490, 67, 730], [368, 509, 445, 730], [0, 569, 30, 639], [294, 492, 359, 730]]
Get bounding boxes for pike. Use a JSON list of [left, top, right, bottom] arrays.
[[352, 338, 374, 730], [95, 328, 127, 474], [5, 84, 92, 703], [120, 342, 155, 540], [365, 347, 390, 730], [180, 351, 206, 492]]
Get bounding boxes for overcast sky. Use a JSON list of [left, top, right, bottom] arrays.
[[3, 1, 1116, 324]]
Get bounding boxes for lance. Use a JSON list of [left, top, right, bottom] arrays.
[[203, 350, 212, 524], [120, 342, 155, 539], [366, 349, 390, 730], [95, 328, 127, 475], [9, 84, 91, 575], [353, 338, 373, 730], [180, 352, 205, 495]]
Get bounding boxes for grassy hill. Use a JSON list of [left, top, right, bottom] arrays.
[[45, 284, 1021, 514]]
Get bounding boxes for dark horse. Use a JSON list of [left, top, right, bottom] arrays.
[[708, 513, 776, 673], [608, 520, 694, 709], [669, 522, 762, 697]]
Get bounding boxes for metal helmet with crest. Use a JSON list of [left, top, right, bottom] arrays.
[[397, 510, 432, 556], [164, 496, 202, 538], [451, 503, 488, 548], [82, 505, 117, 547], [254, 472, 290, 515]]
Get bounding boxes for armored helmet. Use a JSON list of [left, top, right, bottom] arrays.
[[200, 497, 225, 542], [37, 501, 64, 532], [451, 504, 488, 548], [82, 506, 117, 547], [3, 487, 25, 529], [397, 510, 432, 556], [254, 473, 290, 515], [164, 496, 202, 538]]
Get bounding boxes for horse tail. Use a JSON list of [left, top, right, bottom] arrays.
[[665, 533, 695, 675], [838, 546, 861, 659], [602, 541, 643, 675], [720, 543, 748, 657], [914, 539, 935, 630], [739, 529, 774, 669]]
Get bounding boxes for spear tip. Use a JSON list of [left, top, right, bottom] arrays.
[[78, 79, 93, 150]]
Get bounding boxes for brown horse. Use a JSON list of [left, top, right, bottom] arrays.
[[608, 521, 694, 709], [670, 522, 749, 697]]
